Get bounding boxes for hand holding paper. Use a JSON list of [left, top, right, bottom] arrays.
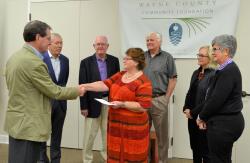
[[94, 98, 116, 106], [109, 101, 125, 109]]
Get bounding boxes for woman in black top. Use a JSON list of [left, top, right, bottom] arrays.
[[197, 35, 245, 163], [183, 45, 217, 163]]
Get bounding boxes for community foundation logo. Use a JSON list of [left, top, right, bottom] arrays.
[[169, 23, 182, 46]]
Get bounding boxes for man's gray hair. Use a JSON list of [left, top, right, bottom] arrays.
[[51, 33, 62, 40], [147, 32, 162, 42], [94, 35, 109, 45], [211, 34, 237, 58]]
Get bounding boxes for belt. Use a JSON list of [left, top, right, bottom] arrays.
[[152, 93, 165, 98]]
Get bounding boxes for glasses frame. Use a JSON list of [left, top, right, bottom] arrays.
[[196, 54, 209, 58], [212, 47, 224, 52], [94, 43, 108, 47], [123, 56, 133, 61]]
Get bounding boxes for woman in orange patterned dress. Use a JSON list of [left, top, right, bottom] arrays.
[[82, 48, 152, 163]]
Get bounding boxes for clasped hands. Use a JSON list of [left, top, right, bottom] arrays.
[[78, 84, 86, 96], [196, 118, 206, 130], [183, 108, 207, 130], [183, 109, 192, 119]]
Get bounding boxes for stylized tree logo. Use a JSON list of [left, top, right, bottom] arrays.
[[177, 17, 211, 37]]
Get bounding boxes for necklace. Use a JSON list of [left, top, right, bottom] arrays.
[[123, 71, 142, 82]]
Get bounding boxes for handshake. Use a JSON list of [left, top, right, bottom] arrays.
[[78, 84, 86, 96], [76, 81, 108, 97]]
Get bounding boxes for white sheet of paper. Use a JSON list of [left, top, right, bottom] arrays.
[[94, 98, 116, 106]]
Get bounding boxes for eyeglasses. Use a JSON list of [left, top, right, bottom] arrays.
[[212, 47, 224, 52], [196, 54, 209, 58], [123, 57, 133, 61], [94, 43, 107, 47]]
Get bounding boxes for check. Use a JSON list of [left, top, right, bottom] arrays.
[[94, 98, 116, 106]]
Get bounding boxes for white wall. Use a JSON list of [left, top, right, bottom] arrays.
[[0, 0, 5, 52], [172, 59, 197, 158], [0, 0, 7, 138], [234, 0, 250, 162]]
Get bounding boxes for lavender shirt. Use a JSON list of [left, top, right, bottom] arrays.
[[218, 58, 233, 70], [96, 55, 107, 80]]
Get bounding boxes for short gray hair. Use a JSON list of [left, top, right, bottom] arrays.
[[51, 33, 62, 41], [94, 35, 109, 45], [51, 33, 62, 38], [146, 32, 162, 43], [211, 34, 237, 58]]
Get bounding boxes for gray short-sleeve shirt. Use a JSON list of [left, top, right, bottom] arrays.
[[143, 50, 177, 94]]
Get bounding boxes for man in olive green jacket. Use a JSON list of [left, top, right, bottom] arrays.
[[4, 20, 85, 163]]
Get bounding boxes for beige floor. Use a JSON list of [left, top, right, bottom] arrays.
[[0, 144, 192, 163]]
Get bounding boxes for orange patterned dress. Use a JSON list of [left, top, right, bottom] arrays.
[[103, 71, 152, 163]]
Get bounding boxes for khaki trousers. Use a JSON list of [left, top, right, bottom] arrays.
[[149, 95, 169, 163], [82, 104, 108, 163]]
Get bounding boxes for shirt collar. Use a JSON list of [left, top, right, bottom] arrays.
[[26, 43, 44, 60], [48, 50, 60, 59], [147, 49, 162, 57], [218, 58, 233, 70], [96, 54, 106, 61]]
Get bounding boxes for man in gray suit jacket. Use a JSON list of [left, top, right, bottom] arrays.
[[4, 20, 85, 163]]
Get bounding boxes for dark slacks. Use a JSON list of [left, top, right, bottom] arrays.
[[39, 103, 66, 163], [188, 119, 210, 163], [207, 113, 244, 163], [9, 136, 42, 163]]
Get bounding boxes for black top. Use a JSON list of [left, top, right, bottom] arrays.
[[183, 67, 215, 119], [199, 62, 243, 121]]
